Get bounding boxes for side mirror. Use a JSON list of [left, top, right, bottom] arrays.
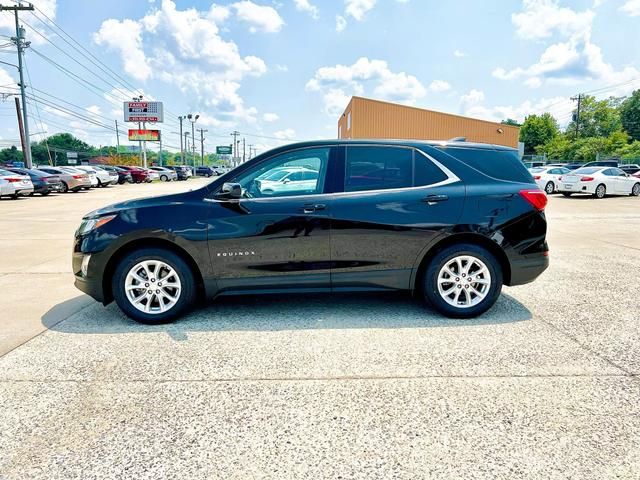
[[282, 178, 290, 184], [217, 182, 242, 199]]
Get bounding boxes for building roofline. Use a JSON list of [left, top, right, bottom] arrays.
[[345, 96, 520, 131]]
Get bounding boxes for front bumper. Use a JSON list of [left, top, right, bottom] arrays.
[[73, 249, 107, 303]]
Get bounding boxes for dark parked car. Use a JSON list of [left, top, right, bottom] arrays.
[[73, 139, 549, 324], [620, 164, 640, 175], [195, 166, 215, 177], [99, 165, 133, 184], [166, 165, 190, 180], [582, 160, 619, 168], [116, 165, 149, 183], [5, 167, 63, 195], [564, 163, 585, 170]]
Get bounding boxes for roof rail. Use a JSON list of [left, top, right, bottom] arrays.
[[448, 136, 466, 142]]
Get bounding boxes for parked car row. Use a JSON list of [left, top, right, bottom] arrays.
[[529, 165, 640, 198], [0, 163, 210, 200]]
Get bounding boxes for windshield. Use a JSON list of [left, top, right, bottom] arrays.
[[572, 167, 602, 175]]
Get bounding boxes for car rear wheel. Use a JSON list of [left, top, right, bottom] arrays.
[[561, 192, 572, 197], [112, 248, 196, 324], [60, 181, 69, 193], [545, 181, 554, 194], [594, 184, 606, 199], [160, 175, 168, 182], [41, 191, 50, 196], [422, 243, 503, 319], [631, 183, 640, 196]]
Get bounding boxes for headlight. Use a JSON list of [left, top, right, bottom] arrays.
[[77, 214, 117, 235]]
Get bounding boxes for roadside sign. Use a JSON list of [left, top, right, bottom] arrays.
[[124, 101, 164, 123], [66, 151, 78, 164], [128, 129, 161, 141], [216, 145, 232, 155]]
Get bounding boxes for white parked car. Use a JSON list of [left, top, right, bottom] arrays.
[[76, 165, 116, 187], [529, 166, 571, 194], [0, 168, 34, 199], [149, 166, 178, 181], [557, 167, 640, 198], [144, 169, 160, 182], [61, 166, 97, 189], [255, 167, 319, 196]]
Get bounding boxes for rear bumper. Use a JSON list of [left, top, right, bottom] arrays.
[[508, 253, 549, 286]]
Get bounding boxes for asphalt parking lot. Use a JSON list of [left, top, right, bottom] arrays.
[[1, 181, 639, 479]]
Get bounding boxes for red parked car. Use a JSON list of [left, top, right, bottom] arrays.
[[117, 166, 149, 183]]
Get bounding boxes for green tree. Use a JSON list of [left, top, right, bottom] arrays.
[[501, 118, 521, 126], [520, 113, 560, 154], [566, 95, 623, 138], [620, 89, 640, 141], [0, 146, 23, 164]]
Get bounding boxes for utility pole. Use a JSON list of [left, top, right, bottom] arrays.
[[2, 3, 35, 167], [158, 132, 162, 166], [242, 137, 246, 163], [198, 128, 207, 166], [571, 94, 583, 139], [231, 130, 240, 159], [184, 132, 190, 164], [248, 144, 255, 159], [115, 120, 121, 153], [14, 96, 26, 163], [178, 116, 184, 164]]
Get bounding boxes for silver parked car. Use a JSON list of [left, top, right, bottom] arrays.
[[0, 168, 34, 199], [76, 165, 116, 187], [36, 166, 91, 193], [61, 166, 96, 188], [149, 166, 178, 181]]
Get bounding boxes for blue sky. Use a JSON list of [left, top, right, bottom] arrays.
[[0, 0, 638, 155]]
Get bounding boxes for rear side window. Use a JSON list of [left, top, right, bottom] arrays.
[[444, 148, 533, 183], [345, 146, 447, 192]]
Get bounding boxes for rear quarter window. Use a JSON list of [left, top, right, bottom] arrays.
[[443, 147, 533, 183]]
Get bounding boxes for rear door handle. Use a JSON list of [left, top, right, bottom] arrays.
[[301, 203, 326, 213], [422, 194, 449, 205]]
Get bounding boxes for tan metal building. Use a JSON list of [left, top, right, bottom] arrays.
[[338, 96, 519, 148]]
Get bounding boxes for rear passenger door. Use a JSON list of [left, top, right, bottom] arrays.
[[329, 145, 464, 291]]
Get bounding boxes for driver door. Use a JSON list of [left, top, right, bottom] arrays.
[[207, 146, 335, 293]]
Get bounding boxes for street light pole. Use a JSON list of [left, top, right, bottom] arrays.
[[178, 116, 184, 164], [187, 113, 199, 174]]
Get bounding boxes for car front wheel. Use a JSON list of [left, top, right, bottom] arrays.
[[112, 248, 196, 324], [422, 243, 503, 318], [594, 184, 606, 199], [631, 183, 640, 196]]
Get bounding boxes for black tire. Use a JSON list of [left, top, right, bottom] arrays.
[[60, 181, 69, 193], [631, 183, 640, 197], [594, 184, 606, 199], [11, 194, 18, 200], [160, 175, 168, 182], [41, 191, 50, 196], [562, 192, 572, 197], [422, 243, 503, 319], [112, 248, 196, 324], [545, 181, 555, 194]]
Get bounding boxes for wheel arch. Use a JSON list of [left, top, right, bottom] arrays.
[[102, 237, 205, 304], [411, 233, 512, 293]]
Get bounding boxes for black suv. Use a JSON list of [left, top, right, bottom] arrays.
[[73, 140, 548, 324]]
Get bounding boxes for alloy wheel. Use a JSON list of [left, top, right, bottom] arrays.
[[632, 183, 640, 196], [437, 255, 491, 308], [596, 184, 606, 198], [545, 182, 554, 194], [124, 260, 182, 314]]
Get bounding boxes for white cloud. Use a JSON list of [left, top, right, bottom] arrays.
[[94, 19, 152, 81], [344, 0, 376, 20], [453, 50, 466, 58], [274, 128, 296, 139], [0, 67, 15, 87], [276, 64, 289, 72], [493, 0, 640, 93], [620, 0, 640, 16], [293, 0, 319, 19], [459, 89, 574, 125], [0, 0, 57, 46], [94, 0, 267, 123], [86, 105, 102, 116], [307, 57, 435, 115], [263, 112, 279, 122], [232, 1, 285, 33], [335, 15, 347, 32], [511, 0, 594, 40], [428, 80, 451, 92]]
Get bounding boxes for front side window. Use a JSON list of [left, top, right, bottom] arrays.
[[231, 147, 330, 198]]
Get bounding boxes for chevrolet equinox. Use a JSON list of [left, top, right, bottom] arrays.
[[73, 140, 549, 324]]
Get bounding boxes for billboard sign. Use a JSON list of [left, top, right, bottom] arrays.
[[216, 145, 233, 155], [124, 101, 164, 123], [128, 129, 161, 142]]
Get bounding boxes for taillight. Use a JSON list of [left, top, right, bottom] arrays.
[[580, 176, 594, 182], [519, 189, 548, 211], [533, 175, 541, 180], [6, 177, 21, 183], [73, 175, 83, 179]]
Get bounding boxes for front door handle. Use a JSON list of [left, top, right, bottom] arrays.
[[422, 194, 449, 205]]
